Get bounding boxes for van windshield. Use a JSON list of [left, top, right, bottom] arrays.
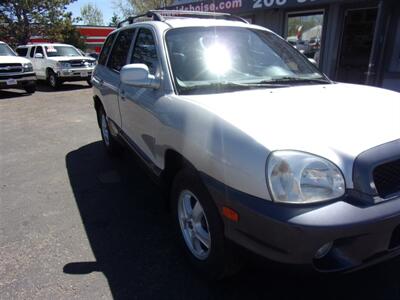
[[45, 46, 81, 57], [165, 27, 329, 94], [0, 44, 16, 56]]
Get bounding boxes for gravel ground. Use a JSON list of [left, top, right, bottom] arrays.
[[1, 82, 399, 300]]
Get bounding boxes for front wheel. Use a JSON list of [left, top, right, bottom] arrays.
[[171, 169, 241, 280], [24, 84, 36, 94], [48, 70, 60, 90]]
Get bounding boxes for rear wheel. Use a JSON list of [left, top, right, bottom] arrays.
[[48, 70, 60, 90], [99, 108, 120, 156], [171, 169, 241, 280]]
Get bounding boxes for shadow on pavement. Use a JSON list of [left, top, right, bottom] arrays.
[[37, 81, 91, 92], [0, 90, 30, 99], [65, 141, 400, 300]]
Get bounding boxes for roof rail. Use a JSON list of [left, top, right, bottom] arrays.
[[117, 11, 165, 28], [151, 10, 248, 23], [117, 9, 248, 28]]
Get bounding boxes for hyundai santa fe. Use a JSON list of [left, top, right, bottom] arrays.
[[91, 10, 400, 279]]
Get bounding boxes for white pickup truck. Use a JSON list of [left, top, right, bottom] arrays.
[[0, 41, 36, 94], [16, 43, 96, 90]]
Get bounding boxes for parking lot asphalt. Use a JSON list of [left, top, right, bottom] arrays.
[[1, 82, 400, 300]]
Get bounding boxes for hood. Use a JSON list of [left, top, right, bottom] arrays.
[[0, 55, 31, 64], [47, 56, 95, 62], [181, 83, 400, 186]]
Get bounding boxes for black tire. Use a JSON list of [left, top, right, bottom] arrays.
[[87, 79, 92, 87], [24, 84, 36, 94], [171, 168, 242, 280], [98, 107, 120, 156], [47, 70, 60, 90]]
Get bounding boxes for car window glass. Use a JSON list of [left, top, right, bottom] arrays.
[[98, 33, 116, 65], [16, 48, 28, 56], [30, 47, 36, 58], [35, 46, 44, 55], [107, 29, 135, 72], [131, 28, 159, 75]]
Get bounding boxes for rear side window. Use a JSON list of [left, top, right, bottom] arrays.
[[107, 29, 136, 72], [131, 28, 159, 75], [16, 48, 28, 56], [30, 47, 36, 58], [98, 33, 116, 66]]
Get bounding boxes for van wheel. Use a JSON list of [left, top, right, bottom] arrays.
[[99, 108, 120, 156], [48, 70, 60, 90], [171, 169, 242, 280]]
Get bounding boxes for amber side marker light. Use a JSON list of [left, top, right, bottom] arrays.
[[222, 206, 239, 222]]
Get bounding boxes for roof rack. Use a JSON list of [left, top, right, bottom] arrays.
[[117, 9, 248, 28], [117, 11, 165, 28]]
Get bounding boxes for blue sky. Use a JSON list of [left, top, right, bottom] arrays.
[[67, 0, 116, 25]]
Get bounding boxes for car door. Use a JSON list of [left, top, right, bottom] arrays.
[[93, 29, 135, 128], [119, 27, 164, 167], [34, 46, 45, 78]]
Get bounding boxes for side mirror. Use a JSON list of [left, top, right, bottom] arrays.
[[120, 64, 160, 89], [34, 53, 43, 59], [308, 58, 318, 66]]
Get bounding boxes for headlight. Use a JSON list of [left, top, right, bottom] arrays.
[[23, 63, 33, 72], [266, 151, 345, 204], [60, 62, 71, 68]]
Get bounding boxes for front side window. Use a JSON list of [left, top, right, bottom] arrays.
[[0, 44, 16, 56], [45, 46, 81, 57], [35, 46, 44, 56], [166, 27, 327, 95], [98, 33, 116, 65], [131, 28, 159, 75], [107, 29, 135, 72]]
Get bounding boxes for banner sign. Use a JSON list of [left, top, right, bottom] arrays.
[[168, 0, 335, 13]]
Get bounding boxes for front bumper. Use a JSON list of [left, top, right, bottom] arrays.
[[56, 67, 94, 80], [202, 174, 400, 272], [0, 73, 36, 89]]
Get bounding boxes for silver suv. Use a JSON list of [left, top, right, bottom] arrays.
[[92, 11, 400, 279]]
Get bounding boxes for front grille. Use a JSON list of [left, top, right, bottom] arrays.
[[389, 225, 400, 249], [0, 63, 23, 74], [373, 159, 400, 198], [68, 60, 87, 67]]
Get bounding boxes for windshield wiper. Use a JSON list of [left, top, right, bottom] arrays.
[[180, 81, 288, 94], [255, 76, 331, 84]]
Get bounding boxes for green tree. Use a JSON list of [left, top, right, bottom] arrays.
[[0, 0, 78, 47], [114, 0, 175, 18], [108, 13, 120, 27], [80, 2, 104, 26]]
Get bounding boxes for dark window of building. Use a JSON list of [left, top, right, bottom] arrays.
[[30, 47, 36, 58], [286, 11, 324, 66], [107, 29, 135, 72], [131, 28, 159, 75], [16, 48, 28, 57], [98, 33, 117, 66]]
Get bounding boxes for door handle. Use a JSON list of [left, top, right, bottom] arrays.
[[120, 90, 126, 101]]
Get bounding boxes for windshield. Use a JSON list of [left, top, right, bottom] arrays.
[[0, 44, 16, 56], [45, 46, 81, 57], [165, 27, 328, 94]]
